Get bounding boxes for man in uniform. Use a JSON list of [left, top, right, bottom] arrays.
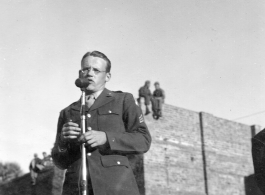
[[138, 80, 152, 115], [52, 51, 151, 195], [152, 82, 165, 117]]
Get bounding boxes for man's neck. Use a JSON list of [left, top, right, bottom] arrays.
[[85, 89, 104, 99]]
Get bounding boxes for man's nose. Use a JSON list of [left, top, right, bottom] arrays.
[[87, 68, 94, 76]]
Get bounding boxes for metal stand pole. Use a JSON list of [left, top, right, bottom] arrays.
[[80, 90, 87, 195]]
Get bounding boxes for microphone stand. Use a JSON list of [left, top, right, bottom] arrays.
[[80, 88, 87, 195], [75, 77, 90, 195]]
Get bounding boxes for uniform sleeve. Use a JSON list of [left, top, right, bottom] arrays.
[[51, 110, 80, 169], [105, 93, 152, 154], [252, 136, 265, 193]]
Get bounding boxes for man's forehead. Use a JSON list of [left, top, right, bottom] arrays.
[[82, 56, 107, 67]]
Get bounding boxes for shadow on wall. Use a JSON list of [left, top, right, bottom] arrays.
[[245, 174, 263, 195]]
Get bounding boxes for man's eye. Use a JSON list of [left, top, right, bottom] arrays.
[[93, 69, 100, 73]]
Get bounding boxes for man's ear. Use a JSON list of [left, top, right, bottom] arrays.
[[105, 72, 111, 82]]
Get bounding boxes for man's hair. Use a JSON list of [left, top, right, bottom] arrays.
[[145, 80, 150, 85], [81, 51, 111, 73], [154, 82, 159, 85]]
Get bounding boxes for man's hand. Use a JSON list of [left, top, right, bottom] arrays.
[[61, 122, 81, 143], [78, 129, 107, 147]]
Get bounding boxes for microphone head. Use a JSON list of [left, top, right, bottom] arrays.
[[75, 78, 89, 88]]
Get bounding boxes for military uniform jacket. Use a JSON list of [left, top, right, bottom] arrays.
[[52, 88, 152, 195], [138, 86, 151, 97], [153, 88, 165, 99]]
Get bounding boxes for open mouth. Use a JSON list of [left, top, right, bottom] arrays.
[[87, 78, 94, 83]]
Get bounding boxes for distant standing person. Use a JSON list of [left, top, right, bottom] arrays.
[[42, 152, 52, 166], [29, 153, 42, 185], [138, 80, 152, 115], [153, 82, 165, 117]]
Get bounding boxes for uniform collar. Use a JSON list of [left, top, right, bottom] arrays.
[[71, 88, 114, 111], [86, 89, 104, 100], [89, 88, 114, 111]]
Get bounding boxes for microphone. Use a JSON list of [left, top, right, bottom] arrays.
[[75, 78, 89, 88]]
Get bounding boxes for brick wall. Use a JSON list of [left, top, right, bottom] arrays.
[[142, 104, 258, 195], [201, 112, 254, 195], [144, 104, 205, 195]]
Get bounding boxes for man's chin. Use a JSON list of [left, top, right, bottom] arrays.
[[86, 86, 94, 91]]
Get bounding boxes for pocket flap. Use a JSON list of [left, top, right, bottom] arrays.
[[98, 107, 119, 115], [101, 155, 129, 168]]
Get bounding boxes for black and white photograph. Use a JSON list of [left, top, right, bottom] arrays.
[[1, 1, 265, 195]]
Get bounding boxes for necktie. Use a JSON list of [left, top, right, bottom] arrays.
[[86, 94, 95, 108]]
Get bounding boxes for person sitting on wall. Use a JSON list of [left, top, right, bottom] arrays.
[[138, 80, 152, 115], [152, 82, 165, 118]]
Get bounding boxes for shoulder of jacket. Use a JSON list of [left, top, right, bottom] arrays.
[[108, 90, 124, 98], [60, 100, 79, 113], [111, 90, 135, 96], [112, 90, 124, 93], [110, 91, 135, 100]]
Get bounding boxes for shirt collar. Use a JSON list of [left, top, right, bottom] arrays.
[[86, 89, 104, 100]]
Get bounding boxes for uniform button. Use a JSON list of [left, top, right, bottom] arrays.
[[87, 153, 91, 156], [112, 139, 115, 142], [87, 114, 91, 118], [117, 161, 120, 165], [109, 110, 112, 113], [88, 127, 92, 131]]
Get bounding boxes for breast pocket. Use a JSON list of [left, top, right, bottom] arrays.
[[100, 155, 137, 192], [97, 106, 122, 132], [101, 155, 129, 168]]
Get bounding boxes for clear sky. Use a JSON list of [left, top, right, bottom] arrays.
[[1, 0, 265, 172]]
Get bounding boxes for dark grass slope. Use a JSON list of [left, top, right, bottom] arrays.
[[0, 166, 65, 195], [0, 157, 144, 195]]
